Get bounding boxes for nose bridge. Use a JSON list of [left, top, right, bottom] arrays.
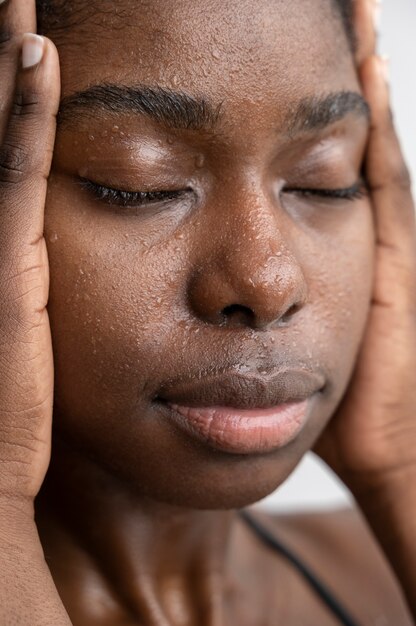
[[188, 187, 308, 329], [222, 199, 305, 303]]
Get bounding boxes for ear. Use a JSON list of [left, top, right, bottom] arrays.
[[353, 0, 378, 65]]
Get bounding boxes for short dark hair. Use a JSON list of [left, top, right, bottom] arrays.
[[36, 0, 355, 50]]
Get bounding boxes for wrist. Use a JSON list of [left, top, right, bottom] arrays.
[[0, 497, 72, 625], [0, 496, 47, 564], [351, 465, 416, 618], [346, 462, 416, 504], [0, 495, 37, 539]]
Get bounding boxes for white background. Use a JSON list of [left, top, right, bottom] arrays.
[[259, 0, 416, 513]]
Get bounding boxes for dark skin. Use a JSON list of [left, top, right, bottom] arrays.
[[0, 0, 416, 624]]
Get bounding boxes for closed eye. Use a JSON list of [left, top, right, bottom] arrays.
[[79, 179, 192, 208], [283, 180, 368, 201]]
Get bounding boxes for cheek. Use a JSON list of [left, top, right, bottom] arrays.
[[304, 204, 374, 400], [45, 205, 188, 431]]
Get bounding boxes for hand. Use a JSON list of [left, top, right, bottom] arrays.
[[314, 0, 416, 495], [0, 0, 60, 519], [0, 3, 72, 623]]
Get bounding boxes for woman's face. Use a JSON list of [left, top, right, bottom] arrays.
[[45, 0, 373, 508]]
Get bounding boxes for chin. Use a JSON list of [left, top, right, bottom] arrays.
[[51, 397, 326, 511], [114, 441, 307, 511]]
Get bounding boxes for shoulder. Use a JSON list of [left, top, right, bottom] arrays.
[[249, 506, 413, 625]]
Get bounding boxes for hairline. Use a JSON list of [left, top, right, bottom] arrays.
[[36, 0, 356, 51]]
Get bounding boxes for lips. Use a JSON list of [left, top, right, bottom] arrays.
[[157, 369, 324, 455]]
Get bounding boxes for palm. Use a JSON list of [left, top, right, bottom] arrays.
[[0, 0, 60, 503], [315, 52, 416, 489]]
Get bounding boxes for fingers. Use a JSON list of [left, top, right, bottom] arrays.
[[361, 55, 416, 311], [0, 32, 60, 500], [362, 57, 415, 247], [354, 0, 379, 64], [0, 34, 61, 258], [0, 0, 37, 141], [356, 0, 416, 312]]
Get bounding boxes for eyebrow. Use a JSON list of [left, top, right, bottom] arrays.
[[285, 91, 370, 134], [57, 84, 369, 134], [58, 84, 223, 131]]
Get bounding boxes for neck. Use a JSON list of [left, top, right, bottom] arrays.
[[35, 434, 240, 625]]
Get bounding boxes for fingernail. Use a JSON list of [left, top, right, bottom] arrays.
[[21, 33, 45, 69], [373, 0, 382, 31], [381, 54, 390, 82]]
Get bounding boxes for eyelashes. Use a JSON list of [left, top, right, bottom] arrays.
[[79, 179, 191, 208], [79, 178, 368, 210], [285, 181, 367, 201]]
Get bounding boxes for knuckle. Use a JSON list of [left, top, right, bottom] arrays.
[[390, 162, 413, 193], [0, 280, 46, 340], [0, 29, 13, 56], [11, 86, 41, 118], [0, 87, 44, 186], [0, 141, 29, 184]]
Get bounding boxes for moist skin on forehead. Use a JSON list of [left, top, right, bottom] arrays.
[[36, 0, 355, 50]]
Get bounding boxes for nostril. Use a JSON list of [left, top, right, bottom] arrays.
[[221, 304, 255, 326], [280, 303, 302, 325]]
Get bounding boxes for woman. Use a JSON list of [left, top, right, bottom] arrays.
[[0, 0, 415, 623]]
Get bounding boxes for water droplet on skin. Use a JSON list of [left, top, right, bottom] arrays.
[[89, 134, 95, 141], [276, 251, 282, 257], [79, 268, 85, 276], [172, 75, 179, 86], [49, 232, 58, 243], [112, 125, 120, 133], [195, 154, 205, 168], [211, 48, 221, 60]]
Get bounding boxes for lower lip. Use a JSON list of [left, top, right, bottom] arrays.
[[164, 400, 313, 455]]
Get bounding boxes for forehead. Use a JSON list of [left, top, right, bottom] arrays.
[[51, 0, 355, 106]]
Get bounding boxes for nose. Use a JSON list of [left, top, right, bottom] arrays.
[[188, 191, 308, 331]]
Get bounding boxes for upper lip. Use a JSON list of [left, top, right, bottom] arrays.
[[157, 368, 325, 410]]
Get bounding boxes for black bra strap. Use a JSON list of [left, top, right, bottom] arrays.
[[239, 510, 361, 626]]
